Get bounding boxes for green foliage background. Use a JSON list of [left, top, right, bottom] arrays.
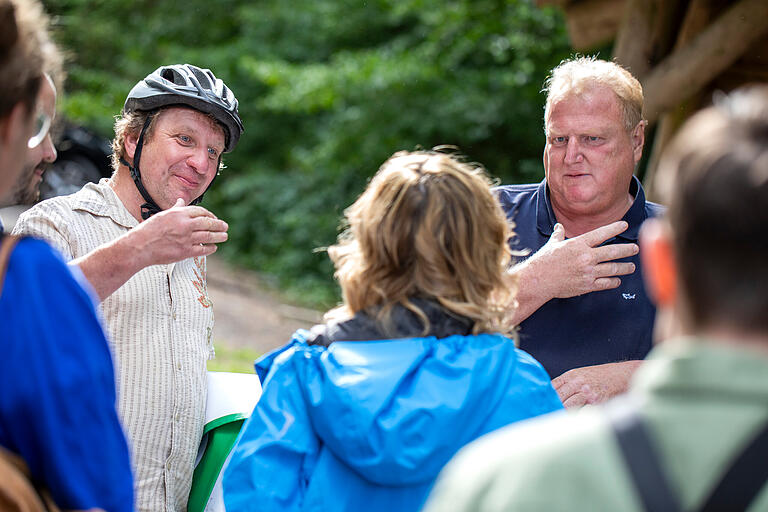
[[44, 0, 571, 307]]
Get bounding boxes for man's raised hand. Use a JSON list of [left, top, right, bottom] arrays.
[[508, 220, 639, 324], [135, 198, 229, 266], [532, 220, 638, 299], [73, 198, 229, 301]]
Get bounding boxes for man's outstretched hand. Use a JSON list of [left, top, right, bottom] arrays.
[[73, 198, 228, 301], [133, 198, 229, 266]]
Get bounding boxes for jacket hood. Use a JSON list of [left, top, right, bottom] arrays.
[[255, 330, 555, 486]]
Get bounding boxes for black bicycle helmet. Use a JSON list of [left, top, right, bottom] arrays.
[[120, 64, 244, 219], [124, 64, 243, 152]]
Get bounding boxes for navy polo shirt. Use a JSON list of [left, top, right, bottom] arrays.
[[496, 176, 665, 379]]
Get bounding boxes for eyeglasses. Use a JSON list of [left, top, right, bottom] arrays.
[[27, 110, 52, 149]]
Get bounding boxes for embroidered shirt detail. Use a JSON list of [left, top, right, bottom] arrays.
[[622, 293, 637, 300], [193, 256, 212, 308]]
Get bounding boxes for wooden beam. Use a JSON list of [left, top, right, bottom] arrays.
[[613, 0, 688, 81], [642, 0, 768, 125], [562, 0, 627, 50], [643, 0, 716, 197], [643, 97, 704, 200]]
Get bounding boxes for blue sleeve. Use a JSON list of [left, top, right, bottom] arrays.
[[506, 348, 565, 418], [0, 238, 134, 512], [223, 348, 318, 512]]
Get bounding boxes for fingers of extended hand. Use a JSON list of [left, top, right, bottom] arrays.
[[193, 242, 218, 257], [581, 221, 629, 247], [554, 371, 599, 408], [593, 242, 638, 264], [191, 230, 228, 245], [190, 215, 228, 234], [185, 215, 228, 248], [594, 260, 635, 278], [592, 277, 622, 291], [561, 385, 598, 408], [184, 205, 219, 219], [552, 371, 581, 396], [138, 207, 228, 265]]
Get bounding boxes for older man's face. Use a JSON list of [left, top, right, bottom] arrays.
[[543, 85, 644, 223], [125, 106, 225, 210], [10, 74, 57, 205]]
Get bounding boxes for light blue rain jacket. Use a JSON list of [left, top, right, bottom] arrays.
[[223, 330, 563, 511]]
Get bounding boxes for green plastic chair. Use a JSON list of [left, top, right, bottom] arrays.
[[188, 371, 262, 512]]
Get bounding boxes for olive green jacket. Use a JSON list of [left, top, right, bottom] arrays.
[[424, 339, 768, 511]]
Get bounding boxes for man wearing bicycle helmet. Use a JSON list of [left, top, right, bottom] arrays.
[[14, 63, 244, 511]]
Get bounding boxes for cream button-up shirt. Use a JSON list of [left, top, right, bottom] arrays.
[[14, 179, 214, 512]]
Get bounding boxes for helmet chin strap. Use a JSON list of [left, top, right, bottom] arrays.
[[121, 112, 162, 220], [121, 110, 222, 219]]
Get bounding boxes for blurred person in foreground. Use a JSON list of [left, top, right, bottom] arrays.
[[7, 70, 57, 206], [0, 0, 133, 510], [424, 85, 768, 512], [501, 57, 663, 406], [13, 63, 243, 511], [222, 150, 563, 512]]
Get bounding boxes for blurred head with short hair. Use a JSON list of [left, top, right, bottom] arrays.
[[544, 56, 644, 134], [10, 73, 58, 205], [0, 0, 59, 207], [641, 85, 768, 340]]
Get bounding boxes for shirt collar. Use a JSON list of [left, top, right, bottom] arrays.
[[70, 178, 139, 230], [537, 175, 648, 241]]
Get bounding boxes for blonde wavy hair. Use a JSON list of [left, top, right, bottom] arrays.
[[543, 56, 644, 133], [327, 150, 516, 336]]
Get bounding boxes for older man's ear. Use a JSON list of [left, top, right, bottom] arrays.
[[631, 121, 646, 164]]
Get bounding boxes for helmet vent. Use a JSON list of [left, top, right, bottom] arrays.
[[161, 67, 182, 84], [192, 67, 212, 90]]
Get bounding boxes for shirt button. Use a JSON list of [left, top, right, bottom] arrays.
[[176, 363, 182, 371], [172, 312, 177, 320]]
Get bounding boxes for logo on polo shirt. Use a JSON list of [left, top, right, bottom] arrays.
[[622, 293, 636, 300]]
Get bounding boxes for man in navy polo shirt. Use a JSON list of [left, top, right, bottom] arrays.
[[499, 57, 663, 407]]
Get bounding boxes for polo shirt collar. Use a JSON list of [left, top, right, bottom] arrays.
[[537, 175, 647, 241]]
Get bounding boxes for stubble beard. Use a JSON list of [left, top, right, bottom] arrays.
[[11, 162, 46, 205]]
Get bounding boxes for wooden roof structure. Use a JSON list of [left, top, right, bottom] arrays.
[[536, 0, 768, 198]]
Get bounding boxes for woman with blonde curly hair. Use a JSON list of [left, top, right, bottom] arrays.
[[223, 150, 562, 512]]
